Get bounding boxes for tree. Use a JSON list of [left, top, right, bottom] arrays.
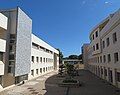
[[78, 54, 82, 60], [68, 55, 78, 59]]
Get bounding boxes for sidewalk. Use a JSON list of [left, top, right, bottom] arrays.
[[0, 71, 58, 95]]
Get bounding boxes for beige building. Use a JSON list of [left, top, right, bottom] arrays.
[[82, 9, 120, 88]]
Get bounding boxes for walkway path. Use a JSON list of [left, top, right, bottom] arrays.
[[0, 70, 119, 95]]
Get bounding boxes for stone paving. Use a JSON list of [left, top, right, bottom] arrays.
[[0, 71, 59, 95], [0, 70, 120, 95]]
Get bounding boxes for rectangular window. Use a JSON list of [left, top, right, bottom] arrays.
[[107, 54, 111, 63], [44, 58, 45, 62], [97, 57, 99, 63], [113, 32, 117, 43], [43, 68, 45, 72], [96, 43, 99, 50], [93, 45, 95, 51], [36, 69, 38, 74], [104, 69, 107, 76], [106, 37, 110, 47], [103, 55, 106, 63], [40, 68, 42, 73], [9, 54, 14, 60], [8, 66, 12, 73], [36, 57, 39, 63], [95, 31, 98, 37], [40, 57, 42, 63], [31, 70, 34, 76], [32, 56, 34, 62], [101, 68, 103, 74], [46, 58, 47, 63], [0, 52, 3, 61], [102, 41, 105, 49], [100, 56, 102, 63], [117, 72, 120, 82], [114, 52, 119, 63]]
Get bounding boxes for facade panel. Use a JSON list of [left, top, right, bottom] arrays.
[[15, 8, 32, 76]]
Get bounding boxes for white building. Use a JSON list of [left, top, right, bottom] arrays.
[[0, 7, 59, 89], [82, 9, 120, 88], [29, 34, 59, 79]]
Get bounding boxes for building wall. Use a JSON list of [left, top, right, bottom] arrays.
[[0, 7, 59, 88], [83, 9, 120, 88], [15, 7, 32, 77], [29, 34, 59, 80]]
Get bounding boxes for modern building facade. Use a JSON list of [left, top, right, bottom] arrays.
[[82, 9, 120, 88], [29, 34, 59, 80], [0, 7, 59, 89]]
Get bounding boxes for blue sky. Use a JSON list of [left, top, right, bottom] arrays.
[[0, 0, 120, 57]]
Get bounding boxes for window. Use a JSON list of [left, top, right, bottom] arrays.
[[104, 69, 107, 76], [114, 52, 119, 63], [103, 55, 106, 63], [113, 32, 117, 43], [46, 58, 47, 63], [95, 31, 98, 37], [96, 43, 99, 50], [92, 34, 94, 40], [9, 45, 14, 52], [40, 68, 42, 73], [100, 56, 102, 63], [46, 67, 47, 71], [107, 54, 111, 63], [8, 66, 12, 73], [44, 58, 45, 62], [31, 70, 34, 76], [36, 69, 38, 74], [32, 56, 34, 62], [102, 41, 105, 49], [0, 52, 3, 61], [36, 57, 39, 63], [43, 68, 45, 72], [40, 57, 42, 63], [10, 34, 16, 39], [97, 57, 99, 63], [93, 46, 95, 51], [117, 72, 120, 82], [101, 68, 103, 74], [9, 61, 14, 66], [106, 38, 110, 47], [9, 54, 14, 60]]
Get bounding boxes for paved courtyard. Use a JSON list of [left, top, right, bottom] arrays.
[[0, 70, 119, 95]]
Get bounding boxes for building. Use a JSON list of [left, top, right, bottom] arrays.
[[62, 59, 83, 69], [0, 7, 59, 89], [29, 34, 59, 80], [82, 9, 120, 88], [81, 44, 90, 70]]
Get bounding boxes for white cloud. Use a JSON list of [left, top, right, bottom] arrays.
[[82, 1, 86, 4], [105, 1, 109, 4]]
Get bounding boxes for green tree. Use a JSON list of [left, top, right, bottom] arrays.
[[68, 55, 78, 59]]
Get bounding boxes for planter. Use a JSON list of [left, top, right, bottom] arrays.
[[58, 79, 81, 87]]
